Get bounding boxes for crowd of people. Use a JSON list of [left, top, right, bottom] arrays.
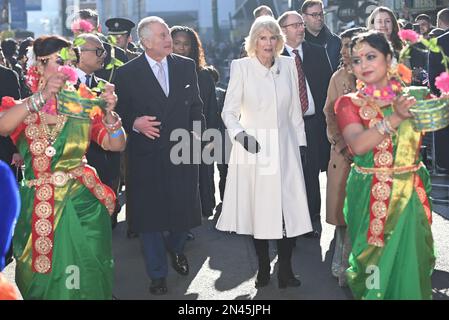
[[0, 0, 448, 300]]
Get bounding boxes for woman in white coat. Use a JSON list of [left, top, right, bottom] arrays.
[[216, 16, 312, 289]]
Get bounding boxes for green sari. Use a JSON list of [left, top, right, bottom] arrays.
[[13, 114, 113, 300], [338, 96, 435, 300]]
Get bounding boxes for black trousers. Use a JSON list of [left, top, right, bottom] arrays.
[[302, 116, 323, 231]]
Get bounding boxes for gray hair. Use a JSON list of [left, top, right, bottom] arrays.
[[137, 16, 168, 44], [245, 16, 285, 58], [277, 10, 301, 28]]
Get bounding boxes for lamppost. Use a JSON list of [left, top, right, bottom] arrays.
[[212, 0, 220, 42]]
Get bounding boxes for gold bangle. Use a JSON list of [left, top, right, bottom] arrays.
[[384, 117, 397, 135], [374, 121, 386, 136]]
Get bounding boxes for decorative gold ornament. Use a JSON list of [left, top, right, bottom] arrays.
[[372, 201, 388, 219], [372, 182, 391, 201], [34, 255, 51, 273]]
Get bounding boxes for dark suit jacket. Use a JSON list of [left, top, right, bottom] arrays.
[[95, 42, 129, 83], [282, 42, 332, 171], [114, 53, 204, 232], [76, 74, 121, 190], [0, 66, 21, 166], [198, 69, 219, 130], [305, 26, 341, 73], [428, 31, 449, 95], [428, 31, 449, 169]]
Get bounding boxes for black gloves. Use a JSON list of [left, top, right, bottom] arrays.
[[300, 146, 307, 166], [235, 131, 260, 154]]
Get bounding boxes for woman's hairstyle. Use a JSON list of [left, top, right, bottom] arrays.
[[350, 30, 393, 59], [245, 16, 285, 58], [366, 6, 402, 52], [170, 25, 206, 70], [33, 35, 71, 58], [340, 27, 367, 40]]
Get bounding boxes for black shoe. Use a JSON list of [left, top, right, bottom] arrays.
[[149, 278, 167, 295], [255, 273, 270, 288], [278, 276, 301, 289], [186, 231, 195, 241], [170, 253, 189, 276]]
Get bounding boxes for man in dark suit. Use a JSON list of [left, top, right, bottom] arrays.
[[279, 11, 332, 237], [0, 64, 22, 267], [301, 0, 341, 73], [75, 33, 122, 228], [114, 16, 204, 295], [73, 9, 129, 82], [428, 9, 449, 170]]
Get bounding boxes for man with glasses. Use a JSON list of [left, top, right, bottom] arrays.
[[75, 33, 122, 229], [73, 9, 129, 82], [279, 11, 332, 238], [301, 0, 341, 72]]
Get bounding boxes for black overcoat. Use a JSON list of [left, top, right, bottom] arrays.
[[115, 53, 204, 232]]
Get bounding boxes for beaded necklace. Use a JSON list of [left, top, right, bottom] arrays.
[[39, 111, 67, 158]]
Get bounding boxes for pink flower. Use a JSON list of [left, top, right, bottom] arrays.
[[435, 72, 449, 93], [58, 65, 78, 84], [398, 29, 420, 44], [71, 19, 94, 34]]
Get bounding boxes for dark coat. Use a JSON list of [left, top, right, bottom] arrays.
[[305, 26, 341, 73], [198, 69, 219, 130], [428, 31, 449, 95], [95, 42, 129, 83], [197, 69, 219, 216], [428, 31, 449, 169], [282, 42, 332, 171], [115, 53, 204, 232], [76, 75, 121, 190], [282, 42, 332, 220], [0, 65, 21, 168]]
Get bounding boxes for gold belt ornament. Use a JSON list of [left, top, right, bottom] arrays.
[[353, 162, 424, 175], [26, 166, 84, 188]]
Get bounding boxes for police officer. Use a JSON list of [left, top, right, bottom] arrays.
[[105, 17, 139, 61]]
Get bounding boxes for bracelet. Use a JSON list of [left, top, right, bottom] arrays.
[[29, 96, 39, 112], [37, 92, 45, 106], [383, 117, 397, 136], [110, 129, 124, 138], [25, 99, 33, 114], [102, 111, 121, 127], [374, 120, 386, 136]]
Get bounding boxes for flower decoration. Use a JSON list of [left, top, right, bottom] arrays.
[[41, 98, 58, 115], [71, 19, 95, 34], [58, 65, 78, 84], [398, 29, 420, 44], [358, 79, 403, 103], [435, 72, 449, 94], [396, 63, 412, 85], [26, 66, 40, 93]]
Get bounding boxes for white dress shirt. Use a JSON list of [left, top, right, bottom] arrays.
[[285, 44, 316, 116], [76, 68, 94, 87], [145, 53, 170, 96]]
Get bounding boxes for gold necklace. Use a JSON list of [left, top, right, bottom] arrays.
[[39, 111, 67, 158]]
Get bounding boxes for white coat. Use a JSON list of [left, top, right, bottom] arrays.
[[216, 56, 313, 239]]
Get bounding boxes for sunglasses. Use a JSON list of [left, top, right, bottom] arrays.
[[81, 47, 106, 57]]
